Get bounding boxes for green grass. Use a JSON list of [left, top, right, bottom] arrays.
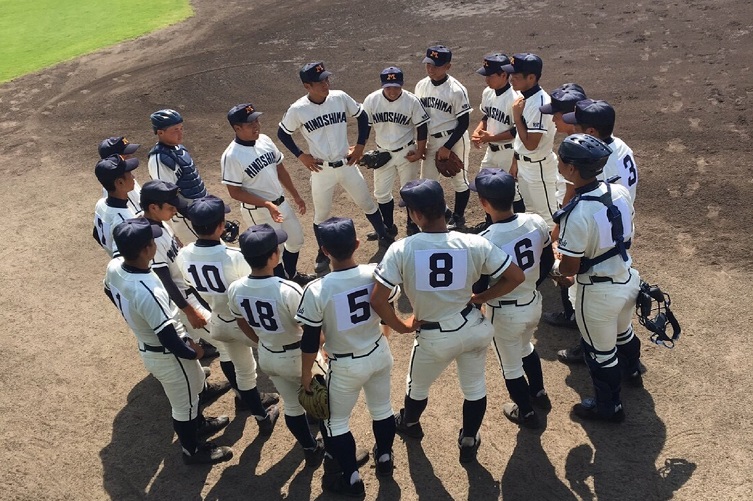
[[0, 0, 193, 83]]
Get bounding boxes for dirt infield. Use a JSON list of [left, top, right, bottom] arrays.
[[1, 0, 752, 499]]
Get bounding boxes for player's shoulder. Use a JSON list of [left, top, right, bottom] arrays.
[[328, 89, 351, 101], [288, 94, 312, 110], [300, 276, 324, 296], [278, 277, 304, 296], [364, 89, 383, 102]]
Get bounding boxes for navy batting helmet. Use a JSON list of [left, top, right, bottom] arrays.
[[558, 133, 612, 178], [150, 109, 183, 132]]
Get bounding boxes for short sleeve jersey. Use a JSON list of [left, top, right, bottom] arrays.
[[220, 134, 285, 201], [414, 75, 473, 135], [362, 89, 430, 150], [279, 90, 363, 162], [228, 276, 304, 349], [479, 213, 551, 305], [480, 84, 520, 144], [176, 242, 251, 321], [296, 264, 398, 355], [513, 86, 556, 158], [94, 198, 140, 258], [558, 182, 635, 277], [101, 180, 142, 213], [600, 136, 637, 202], [104, 259, 186, 346], [374, 232, 512, 322]]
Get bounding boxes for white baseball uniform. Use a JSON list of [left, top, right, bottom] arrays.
[[295, 264, 398, 437], [362, 89, 430, 204], [176, 241, 258, 391], [479, 214, 550, 379], [93, 197, 140, 258], [101, 180, 142, 213], [415, 75, 473, 191], [374, 232, 512, 401], [600, 136, 638, 201], [228, 275, 326, 417], [279, 90, 378, 224], [220, 134, 305, 252], [104, 259, 205, 422], [513, 85, 560, 230], [479, 84, 520, 171]]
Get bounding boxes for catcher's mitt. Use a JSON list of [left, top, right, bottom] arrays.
[[435, 150, 464, 177], [359, 150, 392, 169], [298, 376, 330, 420], [221, 220, 240, 243]]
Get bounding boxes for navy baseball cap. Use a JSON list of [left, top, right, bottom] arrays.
[[380, 66, 404, 87], [501, 53, 543, 76], [113, 218, 162, 257], [563, 99, 616, 127], [470, 168, 516, 204], [400, 179, 445, 211], [95, 154, 139, 185], [317, 217, 357, 251], [422, 45, 452, 66], [98, 136, 140, 158], [186, 195, 231, 226], [239, 224, 288, 258], [227, 103, 263, 125], [140, 180, 188, 210], [540, 87, 588, 115], [300, 62, 332, 83], [477, 53, 510, 76]]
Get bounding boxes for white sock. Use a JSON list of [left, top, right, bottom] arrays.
[[378, 453, 391, 463], [349, 471, 361, 485]]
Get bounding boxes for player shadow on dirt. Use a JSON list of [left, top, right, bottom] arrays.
[[401, 440, 454, 500], [100, 375, 210, 500], [563, 370, 696, 500], [533, 280, 581, 363], [462, 458, 500, 500]]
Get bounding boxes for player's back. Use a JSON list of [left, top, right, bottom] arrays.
[[479, 214, 550, 303], [94, 198, 139, 257], [177, 242, 250, 320], [228, 276, 303, 349], [600, 136, 637, 201]]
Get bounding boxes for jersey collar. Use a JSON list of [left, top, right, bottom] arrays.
[[121, 263, 151, 274], [493, 214, 518, 224], [105, 196, 129, 208], [234, 137, 257, 147], [494, 83, 511, 96], [521, 84, 541, 99], [195, 239, 223, 247], [603, 136, 614, 145], [430, 75, 449, 87], [144, 217, 166, 228], [575, 179, 601, 195]]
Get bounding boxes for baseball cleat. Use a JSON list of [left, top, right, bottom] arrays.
[[303, 438, 326, 468], [457, 429, 481, 464], [323, 448, 370, 474], [557, 343, 585, 364], [202, 366, 212, 377], [322, 473, 366, 498], [257, 404, 280, 436], [198, 339, 220, 360], [502, 403, 540, 429], [447, 214, 466, 231], [200, 380, 232, 406], [372, 444, 394, 478], [394, 408, 424, 439], [198, 415, 230, 438], [290, 272, 316, 286], [531, 390, 552, 411], [465, 220, 489, 234], [314, 251, 331, 277], [367, 224, 398, 241], [236, 391, 280, 412], [543, 311, 579, 330], [571, 400, 625, 423], [377, 235, 395, 249], [183, 442, 233, 465]]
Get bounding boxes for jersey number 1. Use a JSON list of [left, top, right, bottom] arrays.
[[239, 298, 279, 331], [186, 264, 227, 293]]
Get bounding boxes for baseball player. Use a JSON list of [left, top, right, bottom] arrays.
[[104, 218, 232, 465], [177, 195, 280, 434], [98, 136, 142, 213], [361, 66, 430, 238], [371, 179, 524, 463], [228, 224, 327, 466], [221, 102, 315, 285], [415, 45, 473, 230], [470, 53, 524, 232], [296, 217, 400, 495], [501, 53, 559, 230], [93, 154, 141, 257], [540, 83, 587, 135], [470, 169, 554, 429], [148, 109, 208, 246], [277, 61, 393, 276], [552, 134, 643, 422]]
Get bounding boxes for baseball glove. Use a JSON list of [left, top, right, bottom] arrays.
[[435, 150, 464, 177], [359, 150, 392, 169], [298, 377, 330, 420], [221, 220, 240, 243]]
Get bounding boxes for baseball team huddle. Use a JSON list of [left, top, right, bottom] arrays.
[[93, 44, 647, 497]]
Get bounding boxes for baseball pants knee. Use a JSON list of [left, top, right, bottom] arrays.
[[422, 133, 470, 192], [373, 155, 420, 203], [241, 200, 305, 253], [490, 294, 542, 380], [142, 352, 204, 421], [211, 332, 258, 390], [517, 154, 559, 230], [259, 348, 327, 416], [311, 165, 379, 224]]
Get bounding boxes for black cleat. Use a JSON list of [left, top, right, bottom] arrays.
[[502, 403, 540, 429], [322, 474, 365, 498], [543, 311, 579, 330], [394, 408, 424, 439], [571, 400, 625, 423], [290, 272, 316, 286], [303, 438, 326, 468], [257, 404, 280, 436], [200, 380, 232, 406], [198, 415, 230, 438], [183, 442, 233, 465], [557, 343, 586, 364], [458, 429, 481, 464], [323, 448, 370, 474], [447, 214, 466, 231], [372, 444, 394, 478], [531, 390, 552, 411]]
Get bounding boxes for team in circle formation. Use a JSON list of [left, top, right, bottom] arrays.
[[93, 43, 642, 497]]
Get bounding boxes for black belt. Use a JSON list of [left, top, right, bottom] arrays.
[[262, 341, 301, 353], [140, 343, 170, 354], [318, 160, 345, 168], [253, 195, 284, 209], [380, 140, 415, 153], [489, 143, 513, 152], [514, 152, 546, 163], [590, 276, 614, 283], [420, 304, 474, 330], [495, 293, 537, 307], [332, 340, 380, 359], [431, 130, 454, 138]]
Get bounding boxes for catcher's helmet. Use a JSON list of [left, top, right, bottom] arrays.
[[558, 133, 612, 178], [150, 109, 184, 132]]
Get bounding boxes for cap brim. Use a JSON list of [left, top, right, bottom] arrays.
[[150, 223, 163, 239], [468, 179, 479, 192], [223, 203, 231, 214], [319, 70, 333, 80], [124, 158, 139, 171], [122, 143, 140, 154], [562, 112, 578, 124], [476, 67, 491, 76], [500, 64, 516, 73], [382, 82, 402, 88], [539, 103, 555, 114], [167, 195, 188, 211], [273, 227, 288, 245], [422, 57, 438, 65]]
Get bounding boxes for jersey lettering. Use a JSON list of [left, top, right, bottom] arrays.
[[302, 112, 347, 133], [244, 150, 278, 178], [483, 106, 512, 125], [371, 111, 411, 125], [238, 296, 282, 333], [108, 284, 134, 328], [96, 217, 109, 247], [623, 155, 637, 186], [185, 263, 228, 294], [334, 283, 375, 331], [419, 96, 452, 114], [415, 249, 468, 291]]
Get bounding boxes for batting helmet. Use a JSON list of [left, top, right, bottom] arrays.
[[558, 133, 612, 178], [150, 109, 183, 132]]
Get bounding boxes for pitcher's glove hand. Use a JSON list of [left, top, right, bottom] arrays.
[[221, 220, 240, 243], [435, 150, 464, 177], [359, 150, 392, 169], [298, 377, 330, 420]]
